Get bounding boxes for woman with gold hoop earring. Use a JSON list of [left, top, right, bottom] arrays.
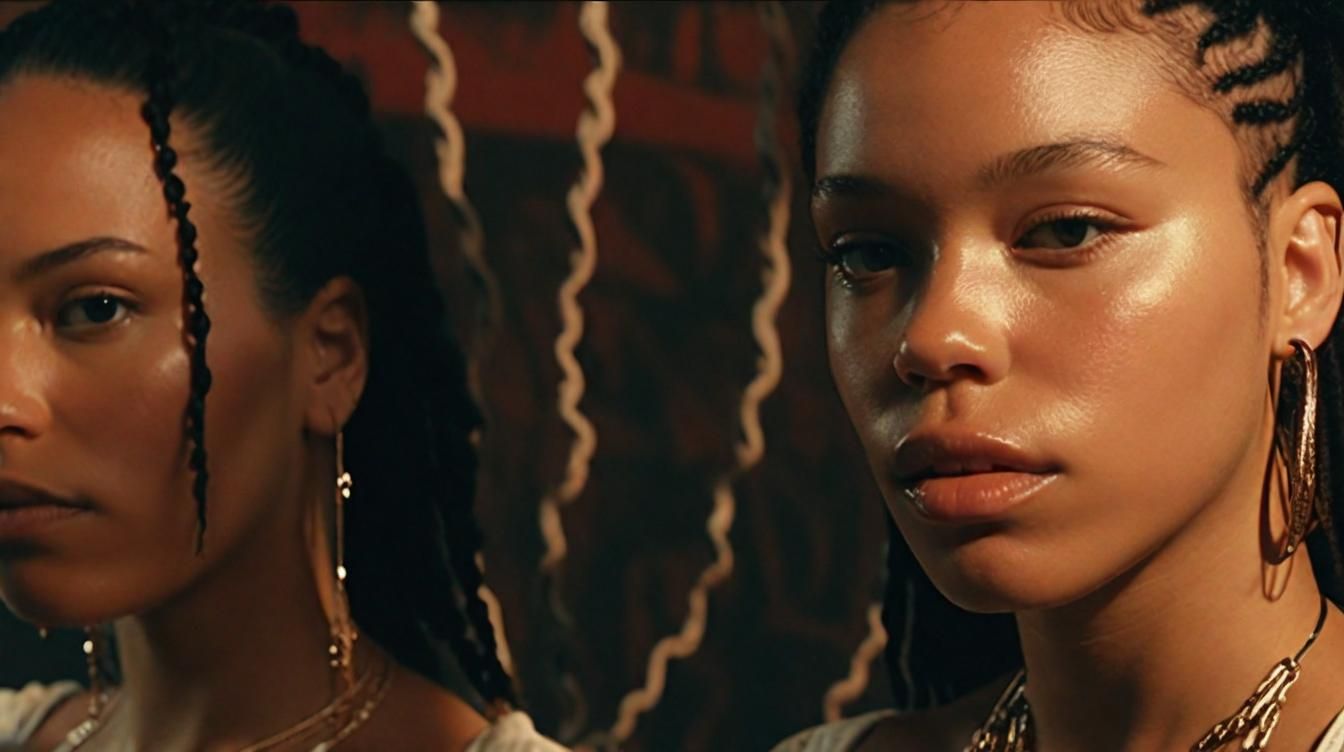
[[776, 1, 1344, 750], [0, 1, 564, 749]]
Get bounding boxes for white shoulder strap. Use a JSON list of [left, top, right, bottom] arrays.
[[0, 681, 81, 750], [770, 710, 898, 752], [1316, 704, 1344, 752]]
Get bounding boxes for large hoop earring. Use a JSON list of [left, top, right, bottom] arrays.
[[1268, 337, 1319, 564]]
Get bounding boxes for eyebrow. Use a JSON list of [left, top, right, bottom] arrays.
[[812, 138, 1167, 200], [14, 236, 149, 281]]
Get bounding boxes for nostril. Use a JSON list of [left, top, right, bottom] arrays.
[[0, 392, 50, 440]]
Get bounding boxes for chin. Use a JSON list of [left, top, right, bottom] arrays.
[[0, 561, 125, 628], [912, 528, 1109, 614]]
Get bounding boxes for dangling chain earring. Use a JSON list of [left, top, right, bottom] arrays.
[[328, 428, 358, 692], [1269, 337, 1319, 563], [83, 625, 108, 719]]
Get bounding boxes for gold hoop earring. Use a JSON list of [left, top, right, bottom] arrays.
[[329, 428, 358, 691], [1269, 337, 1319, 563]]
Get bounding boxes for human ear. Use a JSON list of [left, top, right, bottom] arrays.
[[299, 276, 370, 435], [1268, 180, 1343, 356]]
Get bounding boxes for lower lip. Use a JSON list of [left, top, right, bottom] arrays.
[[902, 471, 1059, 522], [0, 504, 89, 539]]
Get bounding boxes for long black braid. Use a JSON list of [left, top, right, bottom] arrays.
[[798, 0, 1344, 709], [0, 0, 515, 709], [138, 5, 215, 553]]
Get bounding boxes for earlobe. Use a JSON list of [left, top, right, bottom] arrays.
[[1270, 180, 1343, 357]]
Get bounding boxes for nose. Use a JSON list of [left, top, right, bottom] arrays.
[[0, 323, 51, 442], [892, 243, 1011, 391]]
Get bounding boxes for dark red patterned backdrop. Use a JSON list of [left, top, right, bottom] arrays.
[[0, 3, 895, 749]]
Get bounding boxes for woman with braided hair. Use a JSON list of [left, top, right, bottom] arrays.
[[0, 0, 563, 749], [777, 1, 1344, 750]]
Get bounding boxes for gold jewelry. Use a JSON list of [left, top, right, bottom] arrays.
[[60, 428, 382, 751], [967, 671, 1031, 752], [1268, 337, 1320, 564], [328, 427, 357, 692], [59, 649, 394, 751], [235, 650, 393, 752], [82, 625, 109, 719], [966, 596, 1328, 752]]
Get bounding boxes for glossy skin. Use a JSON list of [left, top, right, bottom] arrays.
[[0, 75, 313, 629], [813, 3, 1344, 750], [0, 76, 486, 750]]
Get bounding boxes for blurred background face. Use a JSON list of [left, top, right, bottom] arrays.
[[0, 75, 308, 626], [816, 2, 1277, 612]]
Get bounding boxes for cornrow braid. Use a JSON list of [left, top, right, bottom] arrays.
[[0, 0, 514, 711], [1195, 1, 1258, 51], [1209, 20, 1299, 92], [138, 3, 215, 553], [1232, 92, 1303, 126]]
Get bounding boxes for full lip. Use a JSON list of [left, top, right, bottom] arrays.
[[0, 476, 90, 512], [892, 429, 1059, 483]]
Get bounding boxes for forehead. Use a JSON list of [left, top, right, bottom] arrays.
[[0, 75, 167, 257], [816, 1, 1235, 191]]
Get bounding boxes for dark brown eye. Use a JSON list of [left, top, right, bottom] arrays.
[[57, 294, 130, 330], [826, 239, 908, 279], [1017, 217, 1103, 250]]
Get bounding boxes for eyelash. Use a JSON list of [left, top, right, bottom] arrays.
[[818, 208, 1125, 284], [55, 291, 137, 333], [1016, 208, 1123, 259]]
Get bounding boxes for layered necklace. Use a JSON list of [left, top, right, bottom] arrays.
[[57, 650, 394, 752], [967, 596, 1328, 752]]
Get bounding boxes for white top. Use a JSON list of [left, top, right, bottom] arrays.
[[772, 707, 1344, 752], [0, 682, 568, 751]]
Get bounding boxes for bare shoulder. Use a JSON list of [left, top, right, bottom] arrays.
[[26, 688, 90, 752], [855, 678, 1010, 752], [345, 662, 488, 752]]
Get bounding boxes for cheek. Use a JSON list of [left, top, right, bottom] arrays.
[[0, 321, 201, 623], [60, 328, 197, 532], [825, 274, 898, 426], [913, 221, 1269, 611], [1030, 218, 1266, 493], [202, 318, 302, 537], [10, 304, 301, 624]]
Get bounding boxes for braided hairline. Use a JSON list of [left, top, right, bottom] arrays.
[[130, 0, 515, 705], [1054, 1, 1303, 205], [1117, 0, 1344, 579]]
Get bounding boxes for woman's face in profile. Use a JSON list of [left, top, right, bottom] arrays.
[[816, 2, 1279, 612]]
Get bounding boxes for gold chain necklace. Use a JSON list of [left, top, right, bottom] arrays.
[[966, 596, 1328, 752], [60, 651, 394, 752]]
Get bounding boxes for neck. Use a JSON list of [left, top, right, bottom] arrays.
[[1015, 433, 1334, 751], [107, 480, 354, 750]]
